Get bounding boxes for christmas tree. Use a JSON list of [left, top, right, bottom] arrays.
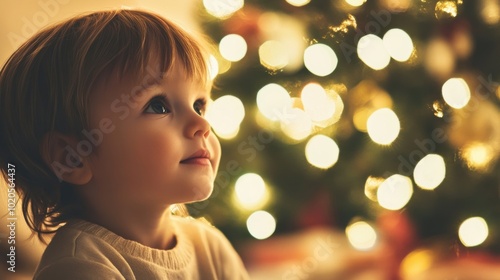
[[190, 0, 500, 270]]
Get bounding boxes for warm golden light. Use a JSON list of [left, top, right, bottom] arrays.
[[208, 54, 219, 80], [247, 211, 276, 240], [259, 40, 289, 71], [280, 108, 313, 141], [442, 78, 471, 109], [414, 154, 446, 190], [367, 108, 400, 145], [435, 0, 458, 19], [377, 174, 413, 210], [256, 83, 292, 121], [460, 143, 495, 171], [203, 0, 244, 18], [364, 176, 384, 202], [400, 249, 435, 279], [219, 34, 247, 62], [304, 44, 338, 77], [305, 135, 340, 169], [357, 34, 391, 70], [481, 0, 500, 24], [346, 221, 377, 250], [285, 0, 311, 7], [235, 173, 268, 210], [301, 83, 336, 123], [205, 95, 245, 139], [458, 217, 489, 247], [383, 28, 414, 62], [425, 39, 455, 79], [345, 0, 366, 7]]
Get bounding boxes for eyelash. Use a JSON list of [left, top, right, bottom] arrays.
[[144, 95, 207, 116]]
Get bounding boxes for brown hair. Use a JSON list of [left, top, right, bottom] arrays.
[[0, 9, 210, 241]]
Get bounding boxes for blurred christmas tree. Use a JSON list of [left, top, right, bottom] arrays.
[[189, 0, 500, 256]]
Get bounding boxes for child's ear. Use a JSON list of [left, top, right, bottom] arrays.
[[40, 132, 93, 185]]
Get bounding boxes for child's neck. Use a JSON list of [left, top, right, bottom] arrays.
[[82, 205, 177, 250]]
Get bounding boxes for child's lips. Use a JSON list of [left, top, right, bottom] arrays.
[[180, 149, 211, 165]]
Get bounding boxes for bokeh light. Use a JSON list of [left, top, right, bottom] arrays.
[[256, 83, 292, 121], [301, 83, 336, 123], [425, 39, 455, 79], [357, 34, 391, 70], [364, 176, 384, 202], [435, 0, 458, 19], [367, 108, 400, 145], [285, 0, 311, 7], [346, 221, 377, 250], [460, 143, 495, 171], [219, 34, 247, 62], [203, 0, 244, 19], [442, 78, 471, 109], [413, 154, 446, 190], [208, 54, 219, 80], [458, 217, 489, 247], [205, 95, 245, 139], [280, 108, 313, 141], [400, 249, 435, 279], [305, 135, 340, 169], [235, 173, 268, 210], [247, 210, 276, 240], [377, 174, 413, 210], [345, 0, 367, 7], [259, 40, 289, 71], [383, 28, 414, 62], [304, 44, 338, 77]]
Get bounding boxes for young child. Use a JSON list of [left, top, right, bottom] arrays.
[[0, 9, 249, 279]]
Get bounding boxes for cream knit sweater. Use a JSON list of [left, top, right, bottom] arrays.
[[33, 216, 249, 279]]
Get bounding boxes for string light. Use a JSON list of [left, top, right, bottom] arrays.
[[285, 0, 311, 7], [234, 173, 268, 210], [256, 83, 292, 121], [219, 34, 247, 62], [460, 143, 495, 171], [259, 40, 289, 71], [203, 0, 244, 19], [247, 211, 276, 240], [301, 83, 336, 123], [458, 217, 489, 247], [305, 135, 340, 169], [383, 28, 414, 62], [413, 154, 446, 190], [367, 108, 400, 145], [345, 0, 367, 7], [346, 221, 377, 250], [205, 95, 245, 139], [442, 78, 471, 109], [377, 174, 413, 210], [304, 44, 338, 77], [280, 108, 313, 141], [357, 34, 391, 70]]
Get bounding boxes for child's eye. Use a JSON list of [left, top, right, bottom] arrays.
[[144, 96, 170, 114], [194, 99, 206, 116]]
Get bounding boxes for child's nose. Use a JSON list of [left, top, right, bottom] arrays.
[[185, 111, 211, 139]]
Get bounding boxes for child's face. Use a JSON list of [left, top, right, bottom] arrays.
[[85, 64, 221, 207]]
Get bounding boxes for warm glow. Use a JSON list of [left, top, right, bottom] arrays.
[[304, 44, 338, 77], [256, 83, 292, 121], [219, 34, 247, 62], [442, 78, 471, 109], [383, 28, 414, 62], [414, 154, 446, 190], [235, 173, 268, 210], [481, 0, 500, 24], [203, 0, 244, 18], [346, 221, 377, 250], [285, 0, 311, 7], [357, 34, 391, 70], [280, 108, 313, 141], [247, 211, 276, 240], [305, 135, 340, 169], [259, 40, 289, 71], [425, 39, 455, 79], [208, 54, 219, 80], [460, 143, 495, 170], [377, 174, 413, 210], [364, 176, 384, 202], [367, 108, 400, 145], [435, 0, 458, 19], [400, 249, 435, 279], [205, 95, 245, 139], [459, 217, 489, 247], [345, 0, 367, 7], [301, 83, 336, 123]]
